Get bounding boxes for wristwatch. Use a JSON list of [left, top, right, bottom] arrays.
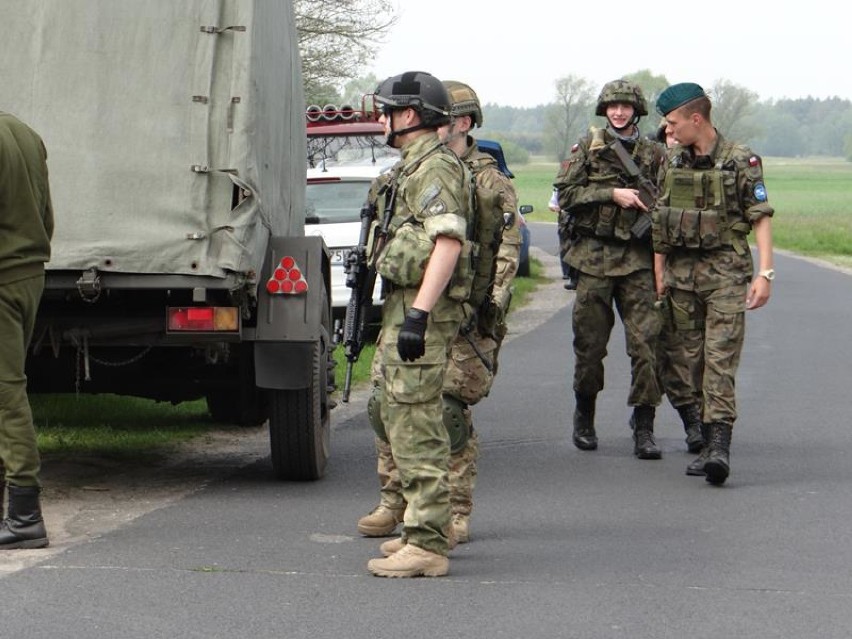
[[757, 268, 776, 282]]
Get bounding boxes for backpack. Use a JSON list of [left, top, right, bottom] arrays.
[[464, 157, 509, 338]]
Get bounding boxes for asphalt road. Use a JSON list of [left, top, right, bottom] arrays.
[[3, 224, 851, 638]]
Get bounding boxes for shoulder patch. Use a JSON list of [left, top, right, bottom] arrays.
[[571, 143, 579, 154], [753, 182, 767, 202], [748, 155, 760, 167]]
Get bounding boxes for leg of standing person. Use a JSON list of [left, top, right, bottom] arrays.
[[571, 273, 615, 450], [615, 270, 662, 459], [0, 275, 49, 549]]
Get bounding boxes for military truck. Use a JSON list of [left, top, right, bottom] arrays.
[[0, 0, 333, 480]]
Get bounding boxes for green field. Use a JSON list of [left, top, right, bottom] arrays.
[[514, 156, 852, 267]]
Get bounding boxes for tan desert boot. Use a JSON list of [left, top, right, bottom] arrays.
[[357, 504, 404, 537], [367, 544, 449, 578]]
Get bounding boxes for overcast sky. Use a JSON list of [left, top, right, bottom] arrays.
[[368, 1, 847, 108]]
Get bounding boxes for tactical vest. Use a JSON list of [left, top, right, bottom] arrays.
[[654, 142, 752, 254], [374, 149, 474, 300], [572, 131, 655, 243]]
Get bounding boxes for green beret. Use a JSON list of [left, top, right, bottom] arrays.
[[656, 83, 706, 115]]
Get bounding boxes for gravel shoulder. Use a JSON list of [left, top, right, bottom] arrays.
[[0, 248, 568, 576]]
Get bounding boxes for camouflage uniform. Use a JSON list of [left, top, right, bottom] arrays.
[[368, 131, 472, 556], [554, 126, 664, 424], [369, 136, 521, 536], [653, 132, 774, 429]]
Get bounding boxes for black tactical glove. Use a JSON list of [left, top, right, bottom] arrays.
[[397, 307, 429, 362]]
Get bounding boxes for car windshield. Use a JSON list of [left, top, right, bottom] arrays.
[[306, 180, 372, 224]]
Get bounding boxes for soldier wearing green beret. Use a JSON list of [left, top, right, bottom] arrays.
[[653, 82, 775, 485], [554, 79, 666, 460], [362, 71, 473, 578]]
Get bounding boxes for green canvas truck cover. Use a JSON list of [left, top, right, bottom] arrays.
[[0, 0, 306, 280]]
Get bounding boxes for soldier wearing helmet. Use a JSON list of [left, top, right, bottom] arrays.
[[553, 79, 666, 460], [358, 80, 521, 548], [361, 71, 473, 578], [653, 82, 775, 485]]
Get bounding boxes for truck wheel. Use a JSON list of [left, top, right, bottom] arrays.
[[268, 297, 331, 481]]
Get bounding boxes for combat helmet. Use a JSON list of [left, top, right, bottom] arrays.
[[595, 79, 648, 117], [374, 71, 451, 128], [443, 80, 483, 128]]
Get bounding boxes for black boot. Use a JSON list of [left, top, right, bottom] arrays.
[[686, 423, 712, 476], [0, 485, 49, 549], [630, 406, 661, 460], [704, 422, 733, 486], [677, 404, 704, 454], [572, 394, 597, 450]]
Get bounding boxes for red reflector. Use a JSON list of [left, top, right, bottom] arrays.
[[280, 256, 295, 269], [294, 280, 308, 293], [288, 269, 302, 281], [281, 280, 294, 293], [274, 267, 287, 281], [266, 279, 280, 294]]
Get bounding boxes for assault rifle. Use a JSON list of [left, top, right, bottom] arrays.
[[340, 184, 394, 402], [609, 139, 658, 240]]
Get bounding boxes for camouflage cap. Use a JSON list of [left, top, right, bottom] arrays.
[[656, 82, 706, 115], [595, 79, 648, 117]]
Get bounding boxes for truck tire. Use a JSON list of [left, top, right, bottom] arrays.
[[268, 297, 331, 481]]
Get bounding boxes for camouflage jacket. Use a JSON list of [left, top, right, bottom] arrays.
[[554, 126, 664, 277], [459, 136, 521, 313], [654, 131, 774, 292], [373, 132, 472, 294]]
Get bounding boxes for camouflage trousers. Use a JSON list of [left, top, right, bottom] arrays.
[[0, 275, 44, 488], [667, 284, 746, 425], [572, 270, 661, 406], [656, 297, 702, 409], [368, 288, 461, 555], [370, 323, 500, 523]]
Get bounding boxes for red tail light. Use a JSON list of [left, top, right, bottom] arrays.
[[167, 307, 239, 332]]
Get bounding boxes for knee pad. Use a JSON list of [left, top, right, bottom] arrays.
[[443, 394, 470, 454], [367, 387, 388, 443]]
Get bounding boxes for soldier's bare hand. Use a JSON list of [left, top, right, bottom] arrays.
[[612, 188, 645, 210], [746, 278, 771, 310]]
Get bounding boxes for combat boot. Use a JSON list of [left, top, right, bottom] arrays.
[[685, 423, 712, 476], [452, 513, 470, 544], [368, 543, 449, 578], [704, 422, 734, 486], [572, 394, 598, 450], [677, 404, 704, 453], [630, 406, 661, 460], [380, 524, 456, 557], [357, 504, 404, 537], [0, 485, 49, 550]]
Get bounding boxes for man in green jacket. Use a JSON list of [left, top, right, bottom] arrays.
[[0, 110, 54, 549]]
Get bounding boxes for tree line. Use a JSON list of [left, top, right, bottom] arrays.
[[294, 2, 852, 163]]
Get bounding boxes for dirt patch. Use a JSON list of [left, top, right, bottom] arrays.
[[0, 247, 568, 576]]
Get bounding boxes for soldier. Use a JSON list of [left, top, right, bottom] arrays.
[[0, 110, 53, 549], [554, 79, 665, 459], [362, 71, 473, 578], [653, 83, 774, 485], [358, 80, 521, 548], [652, 117, 704, 454]]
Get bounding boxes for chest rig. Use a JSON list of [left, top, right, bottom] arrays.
[[655, 142, 751, 254]]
